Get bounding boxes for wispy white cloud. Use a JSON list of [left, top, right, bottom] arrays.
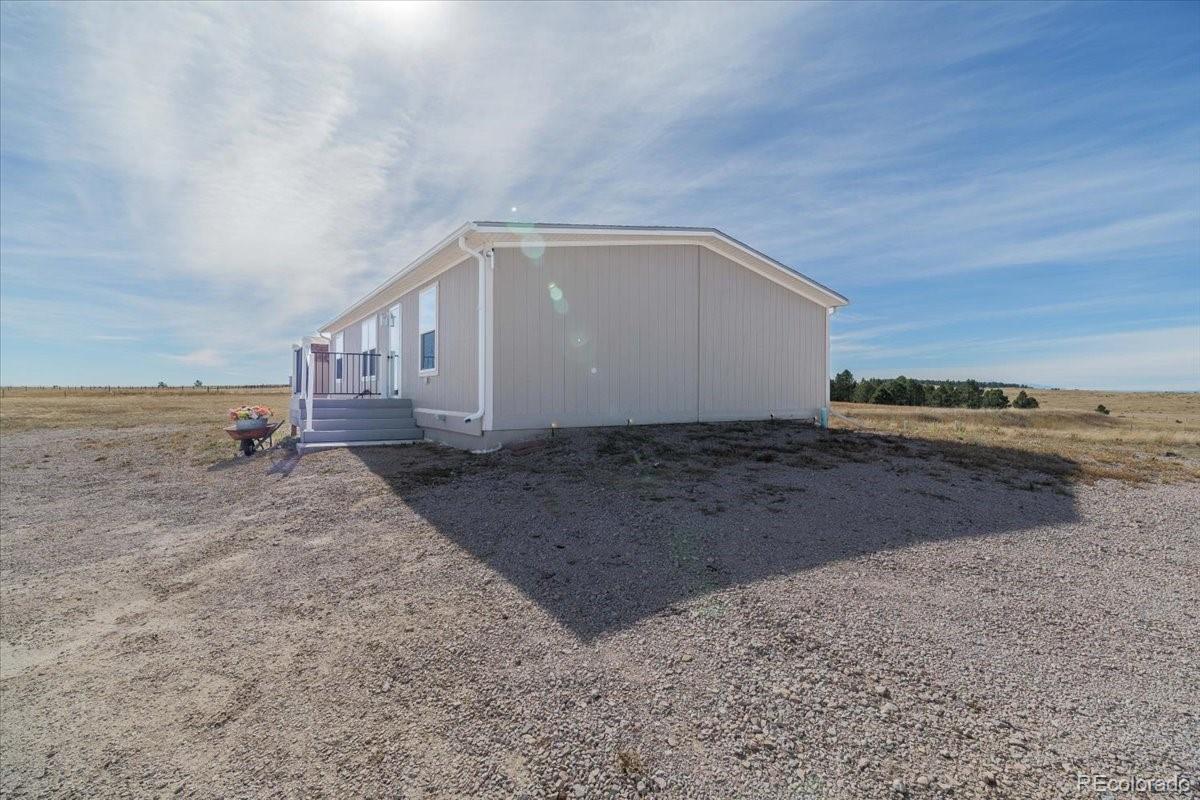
[[861, 326, 1200, 391], [0, 246, 136, 261], [2, 1, 805, 360], [88, 333, 139, 342], [831, 292, 1191, 347], [1, 1, 1197, 386], [162, 348, 224, 368]]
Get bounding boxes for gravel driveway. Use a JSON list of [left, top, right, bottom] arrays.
[[1, 421, 1196, 798]]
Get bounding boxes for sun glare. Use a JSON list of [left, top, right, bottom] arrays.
[[353, 1, 444, 42]]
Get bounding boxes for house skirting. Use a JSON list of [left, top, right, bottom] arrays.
[[423, 409, 823, 452]]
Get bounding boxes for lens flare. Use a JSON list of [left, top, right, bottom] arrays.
[[521, 234, 545, 260], [353, 1, 444, 43], [566, 327, 593, 365], [547, 282, 568, 314]]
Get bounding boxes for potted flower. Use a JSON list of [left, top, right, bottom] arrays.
[[228, 405, 272, 430]]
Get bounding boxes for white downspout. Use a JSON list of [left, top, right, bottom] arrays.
[[457, 233, 489, 425], [822, 307, 835, 427], [303, 341, 315, 433], [826, 307, 835, 406]]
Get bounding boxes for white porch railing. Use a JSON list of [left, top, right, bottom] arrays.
[[304, 342, 315, 432]]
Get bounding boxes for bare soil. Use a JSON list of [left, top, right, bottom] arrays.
[[1, 419, 1197, 798]]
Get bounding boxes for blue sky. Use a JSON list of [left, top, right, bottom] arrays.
[[1, 1, 1198, 389]]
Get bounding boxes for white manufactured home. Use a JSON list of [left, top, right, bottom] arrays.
[[290, 222, 848, 450]]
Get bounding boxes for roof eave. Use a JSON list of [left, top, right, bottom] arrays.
[[318, 220, 848, 334], [317, 221, 475, 335], [472, 221, 848, 307]]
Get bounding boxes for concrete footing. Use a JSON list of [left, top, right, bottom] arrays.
[[421, 427, 552, 452]]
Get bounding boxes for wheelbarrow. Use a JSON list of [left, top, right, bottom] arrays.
[[224, 420, 285, 456]]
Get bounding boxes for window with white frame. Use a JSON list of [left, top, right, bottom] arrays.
[[361, 318, 378, 378], [333, 332, 344, 382], [419, 284, 437, 374]]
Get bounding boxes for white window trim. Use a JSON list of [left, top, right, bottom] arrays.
[[333, 332, 344, 386], [360, 318, 379, 380], [292, 345, 303, 394], [388, 303, 402, 397], [418, 282, 439, 377]]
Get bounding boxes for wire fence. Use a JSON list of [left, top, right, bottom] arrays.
[[0, 384, 291, 398]]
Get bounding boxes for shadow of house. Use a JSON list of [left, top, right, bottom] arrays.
[[347, 421, 1081, 641]]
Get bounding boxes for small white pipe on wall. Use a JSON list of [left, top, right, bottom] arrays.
[[457, 233, 490, 425]]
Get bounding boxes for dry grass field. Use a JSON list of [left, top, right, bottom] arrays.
[[0, 387, 293, 464], [2, 385, 1195, 482], [832, 388, 1200, 484]]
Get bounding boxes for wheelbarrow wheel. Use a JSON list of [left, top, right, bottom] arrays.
[[241, 439, 256, 457]]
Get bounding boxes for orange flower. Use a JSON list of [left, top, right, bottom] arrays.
[[227, 405, 271, 421]]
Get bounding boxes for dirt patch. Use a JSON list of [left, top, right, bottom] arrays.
[[1, 419, 1197, 798]]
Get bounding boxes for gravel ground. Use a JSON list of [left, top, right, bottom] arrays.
[[1, 421, 1197, 798]]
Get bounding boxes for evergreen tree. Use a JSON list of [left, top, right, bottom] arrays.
[[960, 379, 984, 409], [853, 379, 881, 404], [981, 388, 1010, 408], [930, 384, 955, 407], [829, 369, 857, 402], [886, 376, 910, 405], [1012, 390, 1040, 409], [870, 384, 897, 405], [907, 379, 927, 406]]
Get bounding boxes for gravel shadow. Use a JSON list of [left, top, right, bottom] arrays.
[[348, 421, 1082, 641]]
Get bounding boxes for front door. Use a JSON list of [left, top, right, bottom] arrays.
[[388, 303, 402, 396]]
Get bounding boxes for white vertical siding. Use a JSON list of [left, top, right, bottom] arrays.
[[698, 247, 826, 419], [338, 322, 360, 357], [492, 243, 826, 430], [400, 257, 477, 414], [493, 244, 700, 429]]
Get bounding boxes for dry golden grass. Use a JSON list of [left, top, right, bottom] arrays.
[[2, 386, 1197, 482], [833, 388, 1200, 483], [0, 386, 294, 463]]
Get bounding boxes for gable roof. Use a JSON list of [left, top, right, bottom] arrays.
[[474, 221, 848, 303], [319, 221, 848, 334]]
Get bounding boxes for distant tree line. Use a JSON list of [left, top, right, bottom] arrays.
[[830, 371, 1039, 409], [895, 378, 1028, 390]]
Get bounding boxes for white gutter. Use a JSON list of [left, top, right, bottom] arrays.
[[457, 232, 489, 425], [825, 307, 835, 407], [319, 222, 473, 334], [822, 307, 836, 428], [472, 222, 849, 308]]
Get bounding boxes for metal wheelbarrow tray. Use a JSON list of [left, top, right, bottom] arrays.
[[223, 420, 285, 456]]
